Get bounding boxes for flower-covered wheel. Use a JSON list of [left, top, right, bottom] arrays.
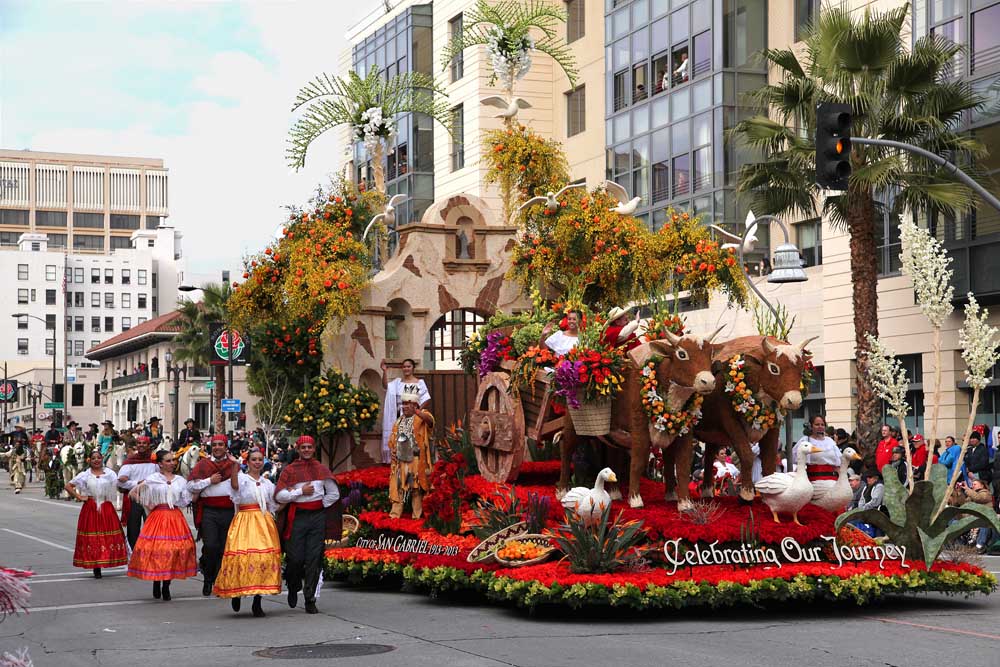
[[469, 372, 526, 483]]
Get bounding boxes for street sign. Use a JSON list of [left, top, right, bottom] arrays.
[[66, 366, 77, 383], [0, 380, 17, 403], [221, 398, 241, 413], [43, 402, 64, 409], [205, 381, 216, 389]]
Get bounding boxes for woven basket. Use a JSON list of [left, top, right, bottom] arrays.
[[569, 400, 612, 436], [493, 534, 557, 568], [467, 522, 527, 564], [326, 514, 359, 549]]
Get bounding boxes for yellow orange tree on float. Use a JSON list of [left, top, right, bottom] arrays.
[[483, 123, 568, 223]]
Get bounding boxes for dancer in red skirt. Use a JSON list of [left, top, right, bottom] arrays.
[[126, 450, 197, 601], [66, 448, 128, 578]]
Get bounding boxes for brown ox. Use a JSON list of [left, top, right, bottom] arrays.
[[664, 335, 817, 507], [556, 328, 722, 508]]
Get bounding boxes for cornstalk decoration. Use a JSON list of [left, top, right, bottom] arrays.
[[864, 334, 914, 492], [899, 217, 954, 476], [935, 294, 1000, 520]]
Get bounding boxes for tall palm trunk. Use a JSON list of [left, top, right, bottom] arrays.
[[849, 189, 881, 462], [214, 365, 226, 435]]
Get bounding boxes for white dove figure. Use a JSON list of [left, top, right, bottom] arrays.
[[602, 180, 642, 215], [363, 194, 408, 242], [711, 210, 759, 253], [480, 95, 533, 120], [512, 182, 587, 223]]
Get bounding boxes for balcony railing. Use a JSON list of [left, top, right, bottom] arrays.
[[111, 368, 149, 388]]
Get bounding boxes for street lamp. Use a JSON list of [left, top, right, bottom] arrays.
[[11, 313, 60, 427], [163, 351, 186, 446]]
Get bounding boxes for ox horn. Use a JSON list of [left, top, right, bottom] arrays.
[[795, 336, 819, 355], [762, 337, 778, 355], [706, 325, 726, 343], [661, 329, 682, 346]]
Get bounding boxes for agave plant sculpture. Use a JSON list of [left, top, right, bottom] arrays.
[[441, 0, 578, 96], [552, 504, 647, 574], [835, 463, 1000, 569], [287, 67, 452, 192]]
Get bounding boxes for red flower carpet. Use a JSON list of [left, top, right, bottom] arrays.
[[329, 463, 996, 611]]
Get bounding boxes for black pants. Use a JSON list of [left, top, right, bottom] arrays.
[[199, 506, 234, 584], [284, 508, 325, 603], [126, 501, 147, 551]]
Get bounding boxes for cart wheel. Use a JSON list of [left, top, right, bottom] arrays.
[[469, 372, 525, 483]]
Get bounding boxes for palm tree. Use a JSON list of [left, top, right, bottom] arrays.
[[287, 67, 452, 192], [441, 0, 578, 97], [172, 283, 232, 436], [731, 5, 985, 460]]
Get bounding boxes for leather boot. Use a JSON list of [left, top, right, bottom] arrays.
[[152, 581, 161, 599], [252, 595, 265, 618], [411, 491, 423, 519], [389, 502, 403, 519]]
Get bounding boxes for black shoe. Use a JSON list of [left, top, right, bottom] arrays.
[[231, 597, 241, 613], [162, 582, 171, 601], [287, 589, 298, 608], [251, 596, 265, 618], [152, 581, 161, 599], [202, 580, 213, 597], [304, 600, 318, 614], [93, 568, 102, 579]]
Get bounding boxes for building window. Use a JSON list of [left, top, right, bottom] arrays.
[[91, 292, 100, 307], [137, 293, 147, 309], [91, 268, 100, 284], [74, 235, 105, 251], [451, 104, 465, 171], [110, 214, 140, 230], [74, 292, 84, 307], [30, 288, 35, 302], [74, 316, 83, 332], [567, 0, 585, 43], [16, 315, 27, 330], [121, 269, 131, 285], [36, 211, 67, 227], [423, 308, 487, 370], [145, 215, 161, 229], [74, 340, 84, 356], [122, 317, 131, 331], [47, 233, 67, 248], [794, 0, 819, 42], [875, 207, 903, 276], [104, 317, 114, 332], [104, 269, 113, 284], [879, 354, 924, 432], [45, 313, 55, 330], [110, 236, 131, 250], [152, 295, 158, 313], [138, 269, 147, 285], [138, 317, 147, 325], [449, 14, 464, 81], [152, 272, 157, 288], [91, 340, 99, 350], [104, 292, 114, 308], [972, 4, 1000, 73], [91, 317, 100, 332], [72, 384, 84, 407], [0, 209, 28, 226], [74, 267, 83, 283], [17, 339, 28, 355], [122, 293, 131, 308], [45, 338, 55, 356], [797, 219, 823, 267], [566, 86, 586, 137], [45, 289, 56, 305], [74, 212, 104, 228], [17, 264, 27, 280]]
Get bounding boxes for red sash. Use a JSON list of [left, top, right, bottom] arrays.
[[807, 464, 839, 481], [120, 494, 131, 525], [239, 504, 261, 512], [283, 500, 323, 540], [194, 495, 234, 531]]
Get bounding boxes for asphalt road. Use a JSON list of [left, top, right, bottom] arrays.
[[2, 479, 1000, 667]]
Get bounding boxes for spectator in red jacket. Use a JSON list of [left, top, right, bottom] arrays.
[[875, 424, 899, 473]]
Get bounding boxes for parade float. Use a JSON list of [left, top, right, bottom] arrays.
[[259, 1, 1000, 611]]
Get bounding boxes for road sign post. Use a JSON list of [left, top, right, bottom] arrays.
[[43, 402, 64, 410], [221, 398, 241, 413]]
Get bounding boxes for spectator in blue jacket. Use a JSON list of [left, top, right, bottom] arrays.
[[938, 435, 968, 484]]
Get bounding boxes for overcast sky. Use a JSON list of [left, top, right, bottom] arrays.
[[0, 0, 376, 275]]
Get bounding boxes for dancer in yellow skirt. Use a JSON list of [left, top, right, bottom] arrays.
[[213, 448, 281, 617]]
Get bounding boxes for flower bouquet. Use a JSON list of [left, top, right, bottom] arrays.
[[510, 345, 560, 395], [554, 343, 628, 436], [477, 330, 517, 378]]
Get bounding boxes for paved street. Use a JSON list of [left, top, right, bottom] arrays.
[[2, 480, 1000, 667]]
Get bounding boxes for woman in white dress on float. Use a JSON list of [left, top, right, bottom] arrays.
[[545, 310, 581, 356]]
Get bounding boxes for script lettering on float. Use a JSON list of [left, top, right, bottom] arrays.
[[662, 535, 908, 576]]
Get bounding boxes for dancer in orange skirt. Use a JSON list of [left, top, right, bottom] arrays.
[[214, 448, 281, 617], [66, 448, 128, 578], [126, 450, 197, 601]]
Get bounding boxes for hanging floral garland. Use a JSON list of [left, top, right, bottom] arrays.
[[724, 355, 784, 432], [640, 357, 704, 435]]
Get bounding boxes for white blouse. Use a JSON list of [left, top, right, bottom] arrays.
[[544, 330, 579, 356], [135, 472, 192, 510], [231, 472, 278, 515], [793, 435, 841, 468], [70, 468, 119, 507], [117, 461, 158, 491]]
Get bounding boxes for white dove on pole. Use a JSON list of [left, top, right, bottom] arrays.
[[711, 209, 759, 253], [480, 95, 533, 120], [510, 182, 587, 224], [602, 180, 642, 215], [363, 194, 408, 242]]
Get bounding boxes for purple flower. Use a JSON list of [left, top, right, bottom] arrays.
[[477, 331, 506, 378], [553, 360, 584, 409]]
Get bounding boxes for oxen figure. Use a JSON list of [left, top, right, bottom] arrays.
[[667, 335, 817, 507], [60, 441, 87, 496], [557, 328, 723, 508]]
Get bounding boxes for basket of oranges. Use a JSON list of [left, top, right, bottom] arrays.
[[494, 534, 556, 567]]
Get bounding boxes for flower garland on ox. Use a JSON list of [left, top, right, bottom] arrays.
[[725, 355, 784, 432], [640, 356, 704, 435]]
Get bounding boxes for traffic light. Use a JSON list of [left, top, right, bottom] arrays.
[[815, 102, 853, 190]]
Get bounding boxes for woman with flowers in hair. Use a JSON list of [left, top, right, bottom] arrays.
[[387, 392, 435, 520], [213, 448, 281, 617]]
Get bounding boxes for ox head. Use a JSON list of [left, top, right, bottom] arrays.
[[647, 326, 724, 394], [752, 336, 819, 411]]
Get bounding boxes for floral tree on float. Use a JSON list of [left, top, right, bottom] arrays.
[[483, 124, 569, 224], [287, 67, 452, 193]]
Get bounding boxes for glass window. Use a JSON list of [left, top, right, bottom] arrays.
[[673, 154, 691, 198], [614, 71, 629, 111], [91, 292, 100, 307], [693, 112, 712, 146], [73, 212, 104, 228], [671, 6, 690, 44], [613, 113, 631, 142], [693, 79, 712, 112], [723, 0, 767, 69], [104, 268, 113, 284], [632, 0, 648, 24], [653, 51, 670, 94], [74, 235, 104, 251], [973, 4, 1000, 73], [652, 128, 670, 202], [672, 120, 691, 154], [798, 219, 823, 267], [74, 316, 83, 332], [145, 215, 160, 229], [122, 293, 131, 308], [74, 292, 83, 307], [693, 147, 712, 191], [0, 209, 28, 225], [36, 211, 67, 227], [105, 292, 114, 308], [45, 313, 55, 330], [122, 317, 131, 331], [15, 315, 27, 330], [633, 104, 649, 134], [671, 86, 690, 119], [74, 267, 83, 283], [45, 265, 56, 281], [614, 143, 631, 174], [567, 0, 585, 43], [672, 44, 690, 86], [45, 339, 54, 356], [633, 63, 649, 102], [91, 317, 100, 332], [46, 289, 56, 305], [110, 214, 140, 230], [91, 268, 100, 283], [567, 86, 587, 137], [110, 236, 131, 250], [47, 233, 66, 248], [121, 269, 130, 284], [449, 14, 464, 80], [693, 31, 712, 79], [138, 269, 147, 285], [613, 7, 629, 39], [692, 0, 711, 32], [17, 264, 27, 280], [17, 339, 28, 355], [138, 293, 147, 309], [104, 316, 114, 332], [451, 104, 465, 171], [72, 383, 84, 406], [794, 0, 819, 41], [932, 0, 964, 23]]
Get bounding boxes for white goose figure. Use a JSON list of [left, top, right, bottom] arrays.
[[755, 444, 821, 525], [560, 468, 618, 527], [811, 447, 862, 513]]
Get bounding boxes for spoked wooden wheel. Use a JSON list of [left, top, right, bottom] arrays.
[[469, 372, 526, 483]]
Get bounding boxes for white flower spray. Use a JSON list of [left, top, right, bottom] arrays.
[[486, 25, 533, 93], [936, 294, 1000, 518], [899, 217, 953, 469], [864, 333, 914, 490]]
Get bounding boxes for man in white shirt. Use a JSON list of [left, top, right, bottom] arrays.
[[274, 435, 339, 614], [186, 434, 237, 596], [116, 436, 158, 549]]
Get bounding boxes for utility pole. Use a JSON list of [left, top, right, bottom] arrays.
[[2, 362, 7, 434]]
